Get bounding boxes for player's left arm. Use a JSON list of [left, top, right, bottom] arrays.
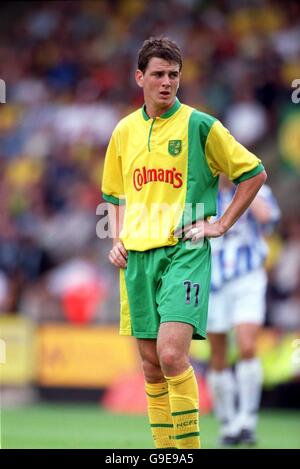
[[184, 118, 268, 242], [206, 170, 267, 238], [184, 170, 267, 242]]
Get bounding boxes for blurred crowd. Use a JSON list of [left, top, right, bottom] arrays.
[[0, 0, 299, 330]]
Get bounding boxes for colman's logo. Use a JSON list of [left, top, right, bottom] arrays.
[[133, 166, 183, 191]]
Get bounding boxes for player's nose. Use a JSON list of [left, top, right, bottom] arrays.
[[161, 74, 171, 87]]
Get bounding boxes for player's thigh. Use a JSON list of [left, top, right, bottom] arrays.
[[124, 250, 165, 339], [158, 239, 211, 340], [157, 321, 193, 358]]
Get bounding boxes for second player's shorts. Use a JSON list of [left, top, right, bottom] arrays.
[[119, 239, 211, 340], [206, 268, 267, 333]]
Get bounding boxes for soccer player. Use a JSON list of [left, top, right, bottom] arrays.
[[101, 37, 266, 449], [207, 175, 280, 446]]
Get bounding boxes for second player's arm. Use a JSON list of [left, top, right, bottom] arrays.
[[250, 193, 278, 224]]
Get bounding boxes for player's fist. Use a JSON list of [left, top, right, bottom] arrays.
[[109, 241, 128, 268]]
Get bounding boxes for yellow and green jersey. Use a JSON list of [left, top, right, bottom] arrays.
[[102, 98, 264, 251]]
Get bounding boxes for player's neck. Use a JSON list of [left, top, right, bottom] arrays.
[[145, 98, 176, 119]]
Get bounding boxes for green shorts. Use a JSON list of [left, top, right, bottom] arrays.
[[119, 239, 211, 340]]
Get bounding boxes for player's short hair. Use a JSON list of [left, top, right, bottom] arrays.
[[137, 37, 183, 73]]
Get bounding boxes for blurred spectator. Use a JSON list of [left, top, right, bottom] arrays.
[[224, 88, 268, 147]]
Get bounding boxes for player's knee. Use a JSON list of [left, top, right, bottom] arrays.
[[142, 359, 163, 382], [159, 347, 187, 375]]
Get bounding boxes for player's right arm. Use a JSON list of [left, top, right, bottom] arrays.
[[101, 127, 127, 268], [107, 203, 127, 268]]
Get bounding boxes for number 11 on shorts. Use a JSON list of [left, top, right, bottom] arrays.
[[183, 280, 200, 306]]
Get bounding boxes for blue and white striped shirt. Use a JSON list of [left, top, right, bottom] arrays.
[[210, 185, 281, 292]]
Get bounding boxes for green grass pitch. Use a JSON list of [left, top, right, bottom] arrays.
[[1, 404, 300, 449]]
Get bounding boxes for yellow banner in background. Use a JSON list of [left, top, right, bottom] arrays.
[[279, 107, 300, 174], [37, 324, 140, 388], [0, 315, 36, 385]]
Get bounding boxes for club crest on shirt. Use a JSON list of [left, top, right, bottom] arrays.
[[168, 140, 182, 156]]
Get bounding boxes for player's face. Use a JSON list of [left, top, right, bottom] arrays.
[[136, 57, 181, 116]]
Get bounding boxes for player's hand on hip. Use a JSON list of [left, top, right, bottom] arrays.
[[182, 220, 225, 243], [109, 241, 128, 268]]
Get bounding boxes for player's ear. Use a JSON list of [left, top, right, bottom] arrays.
[[135, 69, 144, 88]]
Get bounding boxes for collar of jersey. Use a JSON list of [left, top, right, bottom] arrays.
[[142, 97, 181, 121]]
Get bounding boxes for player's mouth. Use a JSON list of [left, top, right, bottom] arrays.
[[159, 90, 171, 98]]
